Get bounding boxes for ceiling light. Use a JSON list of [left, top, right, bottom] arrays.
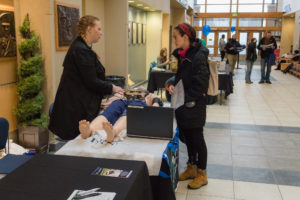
[[144, 7, 149, 9], [137, 4, 143, 6], [128, 0, 134, 3], [150, 9, 155, 11]]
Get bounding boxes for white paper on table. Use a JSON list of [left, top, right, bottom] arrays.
[[67, 189, 116, 200], [171, 80, 185, 110]]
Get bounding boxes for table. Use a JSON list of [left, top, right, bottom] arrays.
[[147, 71, 175, 93], [0, 154, 153, 200], [218, 72, 233, 105], [55, 130, 179, 200]]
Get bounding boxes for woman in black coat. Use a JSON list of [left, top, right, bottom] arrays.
[[49, 15, 124, 140], [168, 23, 210, 189]]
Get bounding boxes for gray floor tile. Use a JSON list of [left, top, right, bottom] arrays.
[[288, 133, 300, 141], [207, 164, 233, 180], [204, 134, 231, 144], [207, 143, 232, 155], [256, 125, 283, 133], [230, 123, 258, 131], [264, 147, 300, 160], [231, 136, 262, 147], [233, 166, 276, 184], [259, 132, 290, 140], [204, 127, 231, 135], [261, 138, 297, 148], [207, 153, 233, 166], [281, 126, 300, 134], [268, 158, 300, 171], [230, 130, 259, 138], [232, 155, 270, 169], [232, 145, 266, 156], [205, 122, 231, 129], [273, 170, 300, 186]]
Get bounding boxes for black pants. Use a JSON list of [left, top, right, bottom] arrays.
[[179, 127, 207, 170], [220, 50, 225, 61]]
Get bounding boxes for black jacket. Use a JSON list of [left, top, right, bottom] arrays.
[[49, 37, 113, 140], [172, 40, 210, 129], [225, 39, 242, 55], [257, 37, 277, 59], [246, 42, 257, 62]]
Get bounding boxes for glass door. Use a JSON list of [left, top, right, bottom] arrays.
[[238, 32, 248, 55], [206, 31, 215, 56], [217, 32, 228, 55]]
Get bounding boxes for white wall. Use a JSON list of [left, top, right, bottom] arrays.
[[140, 0, 170, 13], [146, 11, 162, 79], [282, 0, 300, 13]]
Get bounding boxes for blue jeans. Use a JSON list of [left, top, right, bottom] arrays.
[[260, 58, 272, 81], [245, 60, 254, 82]]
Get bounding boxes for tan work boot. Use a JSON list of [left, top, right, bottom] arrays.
[[0, 149, 6, 159], [179, 163, 197, 181], [188, 169, 208, 189]]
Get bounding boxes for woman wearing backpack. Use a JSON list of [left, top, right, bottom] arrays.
[[168, 23, 210, 189], [245, 38, 257, 84]]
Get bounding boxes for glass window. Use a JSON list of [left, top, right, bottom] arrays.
[[231, 5, 237, 12], [238, 4, 263, 12], [207, 32, 215, 46], [195, 5, 205, 13], [194, 18, 202, 26], [263, 18, 266, 27], [208, 48, 214, 55], [194, 0, 205, 4], [264, 0, 277, 3], [206, 18, 230, 27], [196, 31, 202, 39], [264, 3, 277, 12], [232, 18, 237, 27], [238, 0, 263, 3], [207, 5, 230, 13], [206, 0, 230, 4], [232, 0, 237, 3], [268, 18, 281, 27], [239, 18, 264, 27]]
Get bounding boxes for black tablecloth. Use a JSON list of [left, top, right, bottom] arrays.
[[147, 71, 175, 92], [0, 154, 153, 200], [218, 73, 233, 97]]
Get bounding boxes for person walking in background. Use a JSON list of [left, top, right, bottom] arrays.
[[257, 31, 277, 84], [225, 34, 242, 75], [245, 38, 257, 84], [168, 23, 210, 189], [218, 34, 226, 61], [49, 15, 124, 140]]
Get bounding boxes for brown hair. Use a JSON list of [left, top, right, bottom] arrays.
[[251, 38, 257, 43], [77, 15, 100, 40], [160, 48, 167, 63], [174, 23, 196, 44]]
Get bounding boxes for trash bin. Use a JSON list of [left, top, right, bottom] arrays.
[[105, 75, 125, 88]]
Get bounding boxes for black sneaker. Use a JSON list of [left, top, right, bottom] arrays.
[[266, 80, 272, 84], [259, 80, 265, 84]]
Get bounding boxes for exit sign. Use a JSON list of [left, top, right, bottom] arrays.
[[232, 13, 237, 17]]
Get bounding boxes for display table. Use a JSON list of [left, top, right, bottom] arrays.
[[0, 154, 153, 200], [218, 72, 233, 104], [56, 131, 179, 200], [147, 71, 175, 93]]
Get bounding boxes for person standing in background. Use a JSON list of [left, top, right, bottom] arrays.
[[257, 31, 277, 84], [245, 38, 257, 84], [218, 34, 226, 61], [225, 34, 242, 75]]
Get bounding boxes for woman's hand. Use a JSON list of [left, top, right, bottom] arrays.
[[112, 85, 125, 94], [168, 85, 175, 95]]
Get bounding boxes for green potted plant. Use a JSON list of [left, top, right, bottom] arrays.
[[15, 14, 48, 153]]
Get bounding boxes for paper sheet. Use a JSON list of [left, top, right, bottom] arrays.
[[171, 80, 185, 109]]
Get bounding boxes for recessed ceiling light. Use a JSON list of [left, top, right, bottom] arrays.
[[144, 7, 149, 9], [128, 0, 134, 3], [150, 9, 155, 11], [137, 4, 143, 6]]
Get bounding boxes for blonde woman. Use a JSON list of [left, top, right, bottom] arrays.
[[49, 15, 124, 140]]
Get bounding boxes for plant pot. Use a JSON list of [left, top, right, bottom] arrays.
[[18, 126, 49, 153]]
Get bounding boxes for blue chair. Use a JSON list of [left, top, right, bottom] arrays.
[[0, 118, 33, 174], [148, 61, 157, 80]]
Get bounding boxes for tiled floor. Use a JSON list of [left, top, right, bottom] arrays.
[[176, 65, 300, 200]]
